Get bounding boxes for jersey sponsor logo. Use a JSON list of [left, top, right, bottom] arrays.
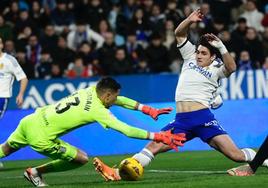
[[0, 63, 3, 69], [204, 120, 225, 131], [189, 62, 212, 78], [204, 120, 219, 127]]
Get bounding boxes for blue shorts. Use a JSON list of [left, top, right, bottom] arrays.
[[0, 98, 9, 119], [161, 108, 227, 143]]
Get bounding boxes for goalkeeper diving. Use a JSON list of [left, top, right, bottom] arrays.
[[0, 77, 185, 187]]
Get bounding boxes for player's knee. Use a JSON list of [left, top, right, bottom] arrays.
[[80, 155, 89, 164], [75, 151, 89, 164]]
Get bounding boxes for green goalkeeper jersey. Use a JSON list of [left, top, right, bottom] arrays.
[[35, 86, 148, 140]]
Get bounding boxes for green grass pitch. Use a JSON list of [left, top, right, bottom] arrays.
[[1, 150, 268, 188]]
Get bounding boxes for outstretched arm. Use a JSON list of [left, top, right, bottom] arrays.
[[205, 33, 237, 77], [96, 109, 185, 151], [175, 9, 203, 43], [115, 96, 173, 120]]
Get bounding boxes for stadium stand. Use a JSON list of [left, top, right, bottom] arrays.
[[0, 0, 268, 79]]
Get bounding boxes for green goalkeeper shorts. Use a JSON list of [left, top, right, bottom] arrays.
[[7, 113, 77, 161]]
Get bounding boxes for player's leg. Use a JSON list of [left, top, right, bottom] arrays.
[[93, 117, 191, 181], [208, 134, 247, 162], [0, 98, 9, 168], [0, 114, 29, 168], [0, 142, 19, 157], [0, 98, 8, 119], [0, 142, 18, 169], [133, 141, 171, 167], [227, 136, 268, 176], [34, 140, 88, 174], [132, 116, 192, 168], [24, 139, 89, 187], [93, 141, 171, 181], [209, 133, 268, 164], [193, 115, 254, 163]]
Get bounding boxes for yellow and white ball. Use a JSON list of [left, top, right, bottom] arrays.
[[119, 158, 144, 181]]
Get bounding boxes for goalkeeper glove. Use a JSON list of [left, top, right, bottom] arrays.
[[152, 130, 186, 152], [141, 105, 173, 120]]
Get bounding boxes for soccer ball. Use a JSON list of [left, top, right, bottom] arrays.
[[119, 158, 144, 181]]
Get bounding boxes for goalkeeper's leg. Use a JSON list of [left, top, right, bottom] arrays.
[[24, 139, 88, 186], [24, 149, 88, 187], [0, 142, 20, 170], [31, 139, 88, 174]]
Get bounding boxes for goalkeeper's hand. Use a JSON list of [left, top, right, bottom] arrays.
[[141, 105, 173, 120], [153, 130, 186, 152]]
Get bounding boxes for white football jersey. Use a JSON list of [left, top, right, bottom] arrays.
[[175, 39, 226, 108], [0, 53, 27, 98]]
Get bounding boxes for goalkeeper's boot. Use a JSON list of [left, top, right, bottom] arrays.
[[24, 167, 48, 187], [93, 157, 121, 181], [227, 164, 254, 176]]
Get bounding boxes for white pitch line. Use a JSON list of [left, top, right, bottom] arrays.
[[148, 169, 226, 174], [0, 169, 226, 180], [0, 171, 96, 180]]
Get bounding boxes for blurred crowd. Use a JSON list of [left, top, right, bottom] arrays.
[[0, 0, 268, 79]]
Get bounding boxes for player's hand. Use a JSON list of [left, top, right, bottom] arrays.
[[16, 94, 24, 107], [187, 8, 204, 23], [142, 105, 173, 120], [153, 130, 186, 152], [205, 33, 228, 54]]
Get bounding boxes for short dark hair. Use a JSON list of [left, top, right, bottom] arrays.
[[197, 35, 219, 56], [238, 17, 247, 24], [96, 77, 121, 95]]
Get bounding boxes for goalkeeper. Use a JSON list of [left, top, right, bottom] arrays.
[[0, 77, 185, 187]]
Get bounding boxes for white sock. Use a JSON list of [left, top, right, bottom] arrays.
[[133, 148, 154, 167], [241, 148, 256, 162]]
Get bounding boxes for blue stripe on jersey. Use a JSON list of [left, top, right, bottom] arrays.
[[0, 98, 8, 118]]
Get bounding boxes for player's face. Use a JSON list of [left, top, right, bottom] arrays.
[[103, 89, 120, 108], [196, 45, 215, 67]]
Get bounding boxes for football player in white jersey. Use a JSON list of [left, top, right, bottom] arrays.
[[93, 9, 268, 181], [0, 37, 28, 168], [0, 37, 28, 119]]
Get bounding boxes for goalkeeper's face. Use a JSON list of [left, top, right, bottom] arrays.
[[103, 89, 120, 108]]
